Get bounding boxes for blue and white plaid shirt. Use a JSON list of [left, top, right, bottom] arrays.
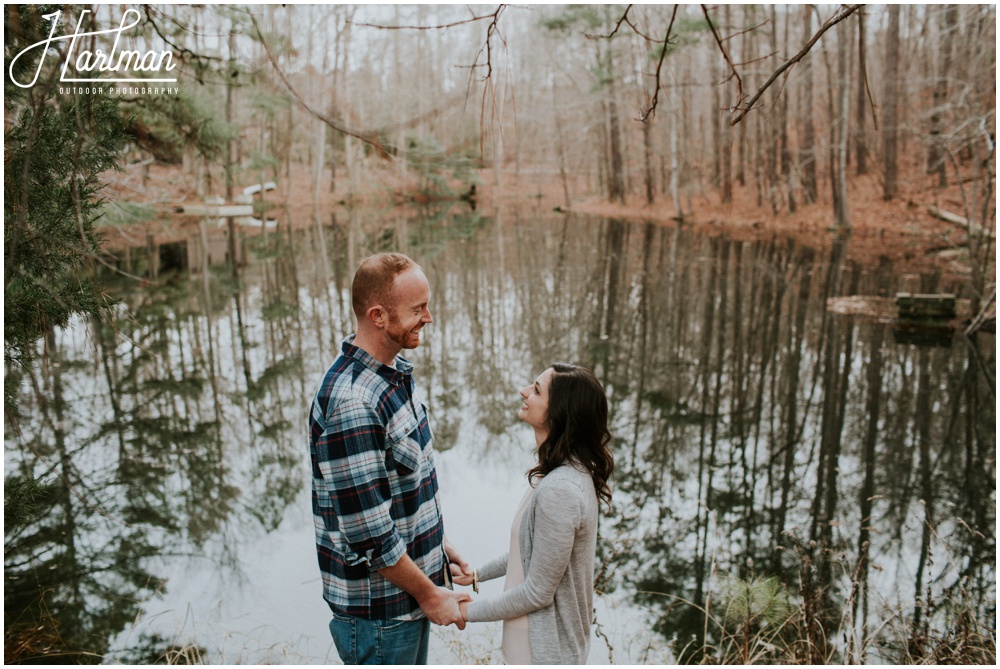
[[309, 336, 448, 621]]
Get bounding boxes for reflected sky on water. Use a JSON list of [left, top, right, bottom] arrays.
[[4, 207, 994, 664]]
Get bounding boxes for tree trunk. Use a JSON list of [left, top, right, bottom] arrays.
[[833, 21, 851, 228], [721, 4, 733, 203], [927, 5, 958, 188], [883, 5, 901, 200], [854, 8, 869, 175], [781, 10, 796, 213], [765, 6, 780, 213], [643, 115, 655, 205], [712, 50, 722, 189], [552, 75, 572, 208], [669, 69, 683, 220], [312, 8, 330, 210], [607, 50, 626, 204], [225, 25, 238, 275], [800, 6, 818, 204], [736, 4, 750, 189]]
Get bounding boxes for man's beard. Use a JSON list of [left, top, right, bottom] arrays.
[[387, 316, 420, 350]]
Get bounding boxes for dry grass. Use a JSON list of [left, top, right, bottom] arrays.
[[3, 596, 102, 664]]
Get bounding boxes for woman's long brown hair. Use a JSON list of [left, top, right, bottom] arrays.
[[528, 363, 614, 506]]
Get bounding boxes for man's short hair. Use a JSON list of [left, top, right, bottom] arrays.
[[352, 252, 417, 319]]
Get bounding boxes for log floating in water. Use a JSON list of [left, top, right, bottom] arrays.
[[928, 206, 996, 239], [173, 203, 254, 217], [243, 181, 277, 196], [895, 293, 957, 319]]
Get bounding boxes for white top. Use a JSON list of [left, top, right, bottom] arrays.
[[501, 486, 535, 664]]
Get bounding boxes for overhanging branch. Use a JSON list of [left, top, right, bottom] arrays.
[[248, 12, 392, 159], [730, 4, 862, 126], [702, 4, 744, 111], [639, 5, 680, 122]]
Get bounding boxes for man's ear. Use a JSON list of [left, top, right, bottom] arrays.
[[366, 304, 387, 328]]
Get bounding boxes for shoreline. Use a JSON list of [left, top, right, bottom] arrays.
[[100, 162, 992, 280]]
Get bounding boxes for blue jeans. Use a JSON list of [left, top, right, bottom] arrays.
[[329, 613, 431, 665]]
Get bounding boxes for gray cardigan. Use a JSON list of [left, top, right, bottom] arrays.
[[465, 463, 599, 664]]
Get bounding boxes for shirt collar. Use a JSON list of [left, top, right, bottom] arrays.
[[342, 334, 413, 385]]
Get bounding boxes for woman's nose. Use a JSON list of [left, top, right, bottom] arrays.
[[519, 386, 529, 399]]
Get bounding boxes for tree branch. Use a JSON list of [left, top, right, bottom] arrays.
[[351, 8, 503, 31], [857, 7, 878, 131], [585, 4, 669, 43], [639, 5, 679, 122], [141, 5, 226, 74], [349, 4, 508, 161], [475, 6, 507, 157], [730, 4, 862, 126], [476, 5, 506, 84], [247, 12, 391, 160], [702, 4, 744, 110], [585, 4, 633, 40]]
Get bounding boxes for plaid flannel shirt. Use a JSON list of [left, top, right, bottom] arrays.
[[310, 337, 448, 621]]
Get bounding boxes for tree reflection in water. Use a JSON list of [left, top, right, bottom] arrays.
[[4, 209, 993, 663]]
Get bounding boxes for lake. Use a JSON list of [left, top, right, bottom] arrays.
[[4, 206, 994, 664]]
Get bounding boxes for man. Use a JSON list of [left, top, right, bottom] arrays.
[[309, 252, 471, 665]]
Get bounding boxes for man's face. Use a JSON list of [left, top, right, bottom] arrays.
[[384, 268, 432, 350]]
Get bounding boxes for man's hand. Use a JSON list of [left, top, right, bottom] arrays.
[[419, 586, 472, 629], [377, 554, 471, 628]]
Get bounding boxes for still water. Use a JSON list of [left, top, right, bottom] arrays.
[[5, 207, 995, 664]]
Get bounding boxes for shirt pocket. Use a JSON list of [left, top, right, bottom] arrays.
[[385, 407, 421, 476]]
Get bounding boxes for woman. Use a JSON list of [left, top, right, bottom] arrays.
[[455, 363, 614, 664]]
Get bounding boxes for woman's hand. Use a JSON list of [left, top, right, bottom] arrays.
[[444, 536, 473, 583], [450, 563, 475, 586], [459, 599, 471, 623]]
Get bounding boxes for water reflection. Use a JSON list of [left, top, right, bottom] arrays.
[[4, 208, 994, 663]]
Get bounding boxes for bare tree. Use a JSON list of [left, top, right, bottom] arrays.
[[832, 20, 850, 229], [854, 8, 869, 175], [927, 5, 959, 188], [800, 6, 818, 204], [883, 5, 902, 201]]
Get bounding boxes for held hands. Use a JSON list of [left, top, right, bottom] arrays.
[[447, 565, 476, 629], [444, 538, 473, 583], [441, 537, 474, 628], [450, 563, 474, 586], [420, 586, 472, 629], [459, 599, 470, 622]]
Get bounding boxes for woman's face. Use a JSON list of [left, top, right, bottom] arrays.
[[518, 367, 554, 434]]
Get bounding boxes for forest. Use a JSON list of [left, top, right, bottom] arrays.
[[6, 5, 997, 243], [4, 3, 996, 665]]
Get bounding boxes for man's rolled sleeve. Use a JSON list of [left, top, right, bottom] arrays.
[[317, 398, 406, 570]]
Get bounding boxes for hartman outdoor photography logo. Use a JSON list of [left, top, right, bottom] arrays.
[[8, 7, 179, 96]]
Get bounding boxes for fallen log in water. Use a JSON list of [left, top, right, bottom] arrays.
[[172, 203, 254, 217], [928, 206, 996, 239]]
